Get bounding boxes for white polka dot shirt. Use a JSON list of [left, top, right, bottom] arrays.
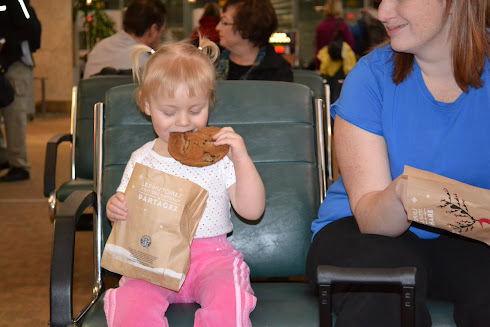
[[117, 140, 236, 238]]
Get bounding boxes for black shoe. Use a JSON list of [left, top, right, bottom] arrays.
[[0, 167, 30, 182], [0, 161, 9, 171]]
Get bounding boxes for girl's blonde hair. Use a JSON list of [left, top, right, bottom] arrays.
[[131, 38, 220, 111]]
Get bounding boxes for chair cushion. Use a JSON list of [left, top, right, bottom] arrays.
[[80, 283, 319, 327], [427, 300, 455, 326], [329, 300, 455, 326], [79, 283, 455, 327]]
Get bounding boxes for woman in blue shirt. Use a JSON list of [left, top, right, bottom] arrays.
[[307, 0, 490, 326]]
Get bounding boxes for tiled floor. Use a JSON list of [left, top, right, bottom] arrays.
[[0, 114, 93, 326]]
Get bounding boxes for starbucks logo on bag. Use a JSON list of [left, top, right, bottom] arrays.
[[140, 235, 152, 248]]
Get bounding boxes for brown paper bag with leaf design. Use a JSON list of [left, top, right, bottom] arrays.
[[404, 165, 490, 246], [101, 163, 209, 291]]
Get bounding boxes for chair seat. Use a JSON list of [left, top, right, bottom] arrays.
[[427, 300, 455, 327], [329, 300, 455, 326], [79, 282, 454, 326], [80, 282, 319, 326], [57, 179, 93, 202]]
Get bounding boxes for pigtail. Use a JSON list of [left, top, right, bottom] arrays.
[[198, 37, 220, 63], [131, 44, 155, 83], [134, 38, 218, 111]]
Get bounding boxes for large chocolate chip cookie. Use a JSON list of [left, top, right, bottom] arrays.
[[168, 126, 230, 167]]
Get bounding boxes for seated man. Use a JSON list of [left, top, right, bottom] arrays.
[[83, 0, 166, 79]]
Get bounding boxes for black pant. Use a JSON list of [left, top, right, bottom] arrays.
[[306, 217, 490, 327]]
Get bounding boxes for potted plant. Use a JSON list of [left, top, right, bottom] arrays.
[[74, 0, 116, 50]]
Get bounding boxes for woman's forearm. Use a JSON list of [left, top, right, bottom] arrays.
[[353, 176, 410, 237]]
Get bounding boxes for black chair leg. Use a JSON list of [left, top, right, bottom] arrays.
[[401, 286, 415, 327], [319, 285, 333, 327]]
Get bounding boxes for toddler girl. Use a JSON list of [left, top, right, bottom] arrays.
[[104, 38, 266, 327]]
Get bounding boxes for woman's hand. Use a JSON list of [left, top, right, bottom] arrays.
[[106, 192, 128, 222], [394, 174, 408, 213]]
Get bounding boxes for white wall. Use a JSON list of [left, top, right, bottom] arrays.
[[30, 0, 73, 108]]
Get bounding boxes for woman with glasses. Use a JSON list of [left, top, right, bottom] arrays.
[[215, 0, 293, 81]]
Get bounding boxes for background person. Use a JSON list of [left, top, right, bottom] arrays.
[[314, 0, 355, 69], [350, 0, 388, 57], [103, 38, 266, 326], [189, 2, 221, 46], [0, 0, 41, 182], [307, 0, 490, 326], [82, 0, 166, 79], [215, 0, 293, 81]]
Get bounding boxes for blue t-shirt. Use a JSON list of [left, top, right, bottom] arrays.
[[312, 45, 490, 239]]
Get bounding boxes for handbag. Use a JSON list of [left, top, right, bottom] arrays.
[[327, 20, 343, 61], [0, 66, 15, 108]]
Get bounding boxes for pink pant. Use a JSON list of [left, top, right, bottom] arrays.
[[104, 235, 256, 327]]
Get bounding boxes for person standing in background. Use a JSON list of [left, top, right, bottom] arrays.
[[314, 0, 355, 69], [190, 2, 221, 46], [0, 0, 41, 182], [314, 0, 355, 103], [83, 0, 166, 79], [350, 0, 388, 57]]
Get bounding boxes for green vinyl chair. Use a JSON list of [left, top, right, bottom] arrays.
[[43, 75, 134, 222], [292, 69, 334, 187], [49, 80, 326, 327]]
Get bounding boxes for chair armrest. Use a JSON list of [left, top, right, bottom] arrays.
[[317, 265, 416, 286], [317, 265, 416, 327], [44, 133, 73, 197], [49, 190, 95, 327]]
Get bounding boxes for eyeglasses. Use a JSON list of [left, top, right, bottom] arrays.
[[219, 16, 234, 26]]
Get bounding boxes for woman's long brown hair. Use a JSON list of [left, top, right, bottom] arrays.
[[391, 0, 489, 92]]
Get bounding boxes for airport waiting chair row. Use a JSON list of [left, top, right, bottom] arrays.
[[47, 74, 455, 326], [49, 80, 326, 326], [43, 75, 133, 221], [43, 72, 329, 224]]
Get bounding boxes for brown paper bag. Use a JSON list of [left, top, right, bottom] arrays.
[[404, 165, 490, 245], [101, 163, 209, 291]]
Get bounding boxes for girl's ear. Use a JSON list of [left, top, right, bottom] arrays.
[[144, 101, 151, 116]]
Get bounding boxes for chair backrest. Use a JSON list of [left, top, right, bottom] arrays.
[[74, 75, 134, 180], [293, 69, 334, 186], [293, 69, 326, 102], [95, 80, 322, 280]]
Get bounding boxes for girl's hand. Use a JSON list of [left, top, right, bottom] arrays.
[[213, 127, 250, 164], [213, 127, 265, 220], [106, 192, 128, 222]]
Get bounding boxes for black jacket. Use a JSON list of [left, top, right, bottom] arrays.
[[0, 0, 41, 68], [246, 44, 293, 82], [217, 44, 293, 82]]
